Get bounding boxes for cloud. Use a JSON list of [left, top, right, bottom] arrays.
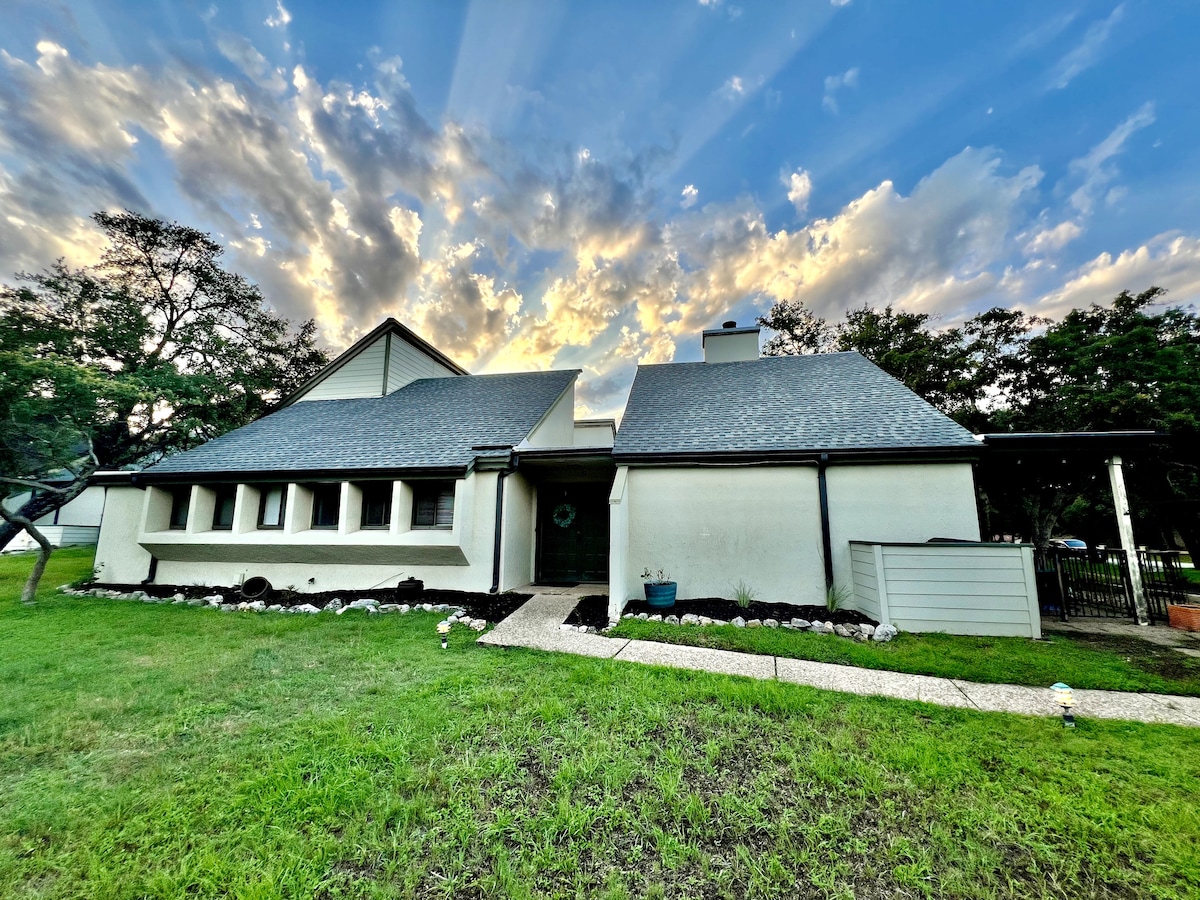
[[783, 169, 812, 215], [1024, 234, 1200, 319], [822, 66, 859, 114], [1023, 220, 1082, 255], [1049, 3, 1123, 90], [1067, 102, 1155, 216], [719, 75, 745, 100], [831, 0, 852, 6], [0, 28, 1196, 419], [264, 1, 292, 29]]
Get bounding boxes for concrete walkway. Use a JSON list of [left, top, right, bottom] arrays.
[[480, 591, 1200, 728]]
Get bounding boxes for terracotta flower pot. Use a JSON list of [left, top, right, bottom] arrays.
[[1167, 604, 1200, 632]]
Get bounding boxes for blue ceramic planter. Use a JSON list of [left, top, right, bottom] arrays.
[[644, 581, 678, 609]]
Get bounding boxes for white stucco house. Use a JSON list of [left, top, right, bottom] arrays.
[[91, 317, 1043, 637], [3, 483, 107, 553]]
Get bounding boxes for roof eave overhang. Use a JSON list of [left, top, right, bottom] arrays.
[[611, 445, 983, 466], [136, 464, 471, 485], [978, 431, 1164, 455]]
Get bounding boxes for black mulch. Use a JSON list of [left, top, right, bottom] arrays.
[[85, 582, 531, 621], [563, 595, 611, 629], [615, 595, 876, 626]]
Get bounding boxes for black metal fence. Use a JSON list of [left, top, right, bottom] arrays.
[[1034, 548, 1189, 624]]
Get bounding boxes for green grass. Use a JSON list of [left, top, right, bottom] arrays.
[[1180, 566, 1200, 588], [3, 549, 1200, 899], [609, 618, 1200, 697]]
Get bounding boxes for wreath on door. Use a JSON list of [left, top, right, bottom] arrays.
[[552, 503, 577, 528]]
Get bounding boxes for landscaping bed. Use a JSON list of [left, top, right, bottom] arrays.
[[79, 581, 531, 621], [617, 595, 876, 627]]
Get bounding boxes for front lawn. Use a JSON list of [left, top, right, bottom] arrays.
[[608, 617, 1200, 696], [3, 549, 1200, 899]]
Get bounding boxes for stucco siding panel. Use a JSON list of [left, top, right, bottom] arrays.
[[826, 463, 980, 602], [500, 473, 535, 591], [623, 466, 825, 608], [95, 487, 153, 583], [524, 387, 576, 448]]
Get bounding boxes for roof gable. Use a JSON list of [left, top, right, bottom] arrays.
[[613, 352, 978, 459], [283, 319, 468, 406], [148, 369, 579, 477]]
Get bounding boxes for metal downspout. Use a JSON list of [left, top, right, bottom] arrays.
[[817, 453, 834, 589], [489, 465, 514, 594]]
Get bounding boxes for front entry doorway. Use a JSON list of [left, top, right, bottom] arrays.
[[536, 482, 609, 583]]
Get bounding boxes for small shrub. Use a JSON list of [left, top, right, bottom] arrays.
[[826, 584, 852, 613], [731, 579, 758, 609], [641, 568, 672, 585]]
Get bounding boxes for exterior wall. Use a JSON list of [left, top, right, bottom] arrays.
[[103, 471, 501, 593], [851, 541, 1041, 637], [702, 330, 759, 363], [94, 486, 154, 583], [573, 421, 616, 448], [386, 334, 458, 392], [499, 472, 536, 590], [299, 336, 389, 401], [618, 466, 826, 612], [826, 463, 980, 610], [5, 526, 100, 552], [524, 385, 576, 448]]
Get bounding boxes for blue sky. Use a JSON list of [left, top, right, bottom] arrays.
[[2, 0, 1198, 415]]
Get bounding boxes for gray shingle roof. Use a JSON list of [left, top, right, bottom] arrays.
[[147, 370, 578, 477], [613, 352, 978, 458]]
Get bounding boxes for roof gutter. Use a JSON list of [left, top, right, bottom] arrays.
[[611, 446, 982, 466]]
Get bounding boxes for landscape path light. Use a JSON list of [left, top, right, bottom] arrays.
[[1051, 682, 1075, 728], [438, 620, 451, 650]]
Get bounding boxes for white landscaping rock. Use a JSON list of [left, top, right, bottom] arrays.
[[681, 614, 700, 626], [790, 618, 810, 629], [648, 614, 663, 623], [398, 604, 411, 614], [664, 615, 680, 626], [266, 604, 283, 612], [833, 624, 852, 638], [324, 599, 344, 612], [559, 623, 575, 632], [732, 616, 746, 628], [763, 618, 779, 628], [859, 624, 875, 637], [698, 615, 713, 626], [623, 612, 635, 619], [293, 603, 321, 614], [247, 600, 266, 612], [637, 613, 648, 620], [469, 618, 487, 631], [872, 624, 898, 642], [746, 619, 762, 628]]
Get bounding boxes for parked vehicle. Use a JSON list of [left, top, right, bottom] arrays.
[[1049, 538, 1088, 551]]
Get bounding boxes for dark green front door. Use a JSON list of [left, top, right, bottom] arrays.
[[537, 483, 609, 583]]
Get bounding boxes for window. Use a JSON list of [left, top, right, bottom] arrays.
[[360, 482, 392, 529], [412, 482, 455, 529], [311, 484, 341, 529], [258, 485, 287, 529], [212, 486, 236, 530], [169, 489, 191, 530]]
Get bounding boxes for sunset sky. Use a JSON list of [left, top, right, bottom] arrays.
[[3, 0, 1198, 416]]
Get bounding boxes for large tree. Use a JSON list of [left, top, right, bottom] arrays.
[[0, 211, 331, 590]]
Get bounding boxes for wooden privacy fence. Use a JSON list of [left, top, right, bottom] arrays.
[[850, 541, 1041, 638], [1034, 547, 1188, 624]]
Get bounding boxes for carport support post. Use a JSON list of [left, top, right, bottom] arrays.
[[1106, 455, 1149, 626]]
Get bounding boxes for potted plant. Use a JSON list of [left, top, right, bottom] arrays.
[[1167, 602, 1200, 632], [642, 568, 677, 609]]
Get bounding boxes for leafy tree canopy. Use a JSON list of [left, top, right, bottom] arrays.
[[0, 210, 331, 581]]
